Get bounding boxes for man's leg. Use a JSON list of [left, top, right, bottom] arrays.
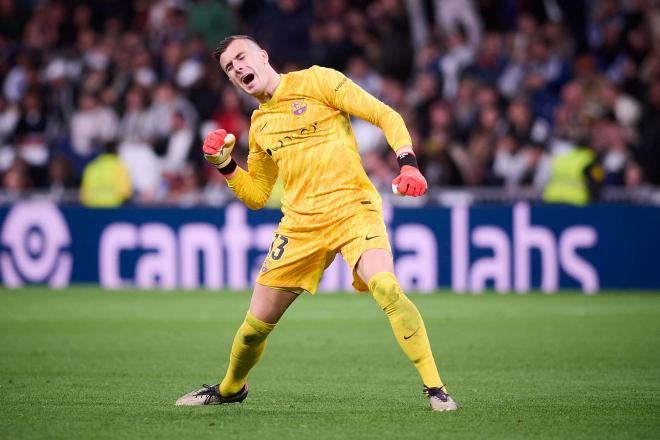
[[176, 284, 297, 406], [218, 283, 298, 396], [357, 249, 457, 410], [357, 249, 444, 389]]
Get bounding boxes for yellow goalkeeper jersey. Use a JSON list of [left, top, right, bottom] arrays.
[[227, 65, 412, 228]]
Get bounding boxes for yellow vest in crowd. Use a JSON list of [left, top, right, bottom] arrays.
[[80, 154, 132, 207], [543, 147, 596, 206], [265, 178, 284, 209]]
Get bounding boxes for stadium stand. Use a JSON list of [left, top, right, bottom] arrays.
[[0, 0, 658, 205]]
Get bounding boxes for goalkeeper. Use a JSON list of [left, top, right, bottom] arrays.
[[176, 35, 457, 412]]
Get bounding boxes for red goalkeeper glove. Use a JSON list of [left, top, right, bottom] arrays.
[[392, 165, 428, 197], [202, 129, 236, 169]]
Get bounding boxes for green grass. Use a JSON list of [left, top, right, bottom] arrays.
[[1, 288, 659, 440]]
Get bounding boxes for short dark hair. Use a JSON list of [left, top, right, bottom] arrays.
[[212, 35, 261, 62]]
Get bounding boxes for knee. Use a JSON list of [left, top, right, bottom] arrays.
[[239, 311, 276, 345], [357, 249, 394, 284], [368, 272, 404, 310]]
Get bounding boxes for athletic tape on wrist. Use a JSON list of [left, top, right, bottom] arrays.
[[397, 152, 418, 169], [218, 159, 238, 176]]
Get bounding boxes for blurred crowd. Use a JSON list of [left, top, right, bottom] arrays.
[[0, 0, 659, 206]]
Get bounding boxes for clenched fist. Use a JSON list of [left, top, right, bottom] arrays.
[[202, 129, 236, 169]]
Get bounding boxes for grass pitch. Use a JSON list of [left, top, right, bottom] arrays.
[[1, 288, 659, 440]]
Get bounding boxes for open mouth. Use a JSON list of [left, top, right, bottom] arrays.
[[241, 73, 255, 86]]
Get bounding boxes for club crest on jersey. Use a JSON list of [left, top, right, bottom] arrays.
[[291, 101, 307, 115]]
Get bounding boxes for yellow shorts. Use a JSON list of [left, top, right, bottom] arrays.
[[256, 208, 391, 294]]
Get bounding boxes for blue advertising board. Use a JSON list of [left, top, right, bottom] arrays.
[[1, 201, 659, 292]]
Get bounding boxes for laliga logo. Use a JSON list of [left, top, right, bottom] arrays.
[[0, 201, 72, 288]]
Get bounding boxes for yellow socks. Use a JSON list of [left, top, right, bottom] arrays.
[[219, 311, 276, 396], [368, 272, 444, 389], [218, 275, 443, 396]]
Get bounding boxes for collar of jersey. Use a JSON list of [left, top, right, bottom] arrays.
[[260, 74, 287, 109]]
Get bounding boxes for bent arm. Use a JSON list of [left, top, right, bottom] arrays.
[[313, 66, 413, 154], [226, 146, 279, 210]]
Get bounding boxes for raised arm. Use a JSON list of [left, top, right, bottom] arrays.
[[311, 66, 427, 197], [312, 66, 412, 153], [203, 128, 278, 209]]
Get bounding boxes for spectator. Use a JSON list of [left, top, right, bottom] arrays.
[[439, 28, 477, 99], [346, 55, 383, 98], [79, 141, 132, 207], [433, 0, 482, 54], [212, 86, 248, 149], [3, 50, 34, 103], [183, 59, 219, 121], [591, 115, 629, 186], [48, 155, 76, 202], [160, 40, 186, 82], [1, 158, 31, 195], [0, 0, 29, 41], [635, 79, 660, 183], [143, 82, 196, 145], [465, 104, 504, 185], [505, 98, 551, 149], [467, 32, 507, 85], [248, 0, 314, 68], [409, 72, 441, 138], [187, 0, 235, 49], [0, 95, 18, 172], [167, 164, 203, 207], [492, 98, 551, 188], [310, 19, 356, 71], [368, 0, 414, 82], [42, 58, 77, 142], [70, 93, 118, 160], [13, 89, 50, 187], [162, 111, 194, 177], [118, 138, 164, 204], [551, 80, 591, 150], [418, 126, 467, 187], [542, 143, 604, 205], [450, 77, 478, 143], [493, 134, 550, 189], [119, 86, 150, 143], [524, 36, 570, 120], [0, 0, 656, 204]]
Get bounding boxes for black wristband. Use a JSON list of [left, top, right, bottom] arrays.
[[217, 159, 238, 176], [397, 152, 418, 169]]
